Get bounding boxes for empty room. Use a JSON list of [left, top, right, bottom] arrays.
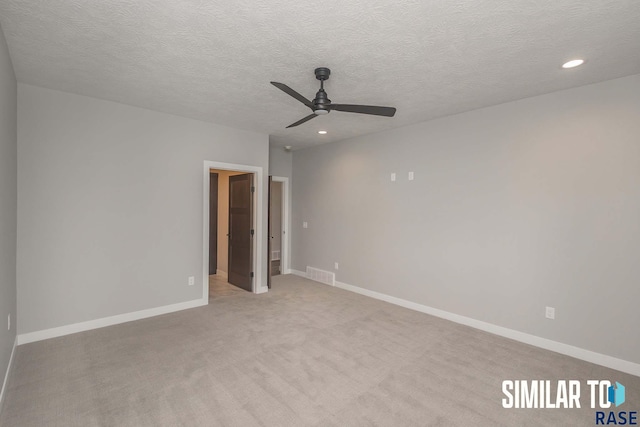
[[1, 1, 639, 426]]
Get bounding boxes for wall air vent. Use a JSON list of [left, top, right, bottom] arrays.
[[306, 266, 335, 286]]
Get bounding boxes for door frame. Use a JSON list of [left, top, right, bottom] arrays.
[[202, 161, 265, 300], [270, 176, 291, 275]]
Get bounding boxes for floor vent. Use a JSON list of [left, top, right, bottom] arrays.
[[306, 266, 335, 286]]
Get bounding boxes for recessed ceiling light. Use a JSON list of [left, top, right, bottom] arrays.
[[562, 59, 584, 69], [318, 130, 327, 135]]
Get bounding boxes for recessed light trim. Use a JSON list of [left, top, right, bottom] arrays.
[[562, 59, 584, 69], [318, 130, 327, 135]]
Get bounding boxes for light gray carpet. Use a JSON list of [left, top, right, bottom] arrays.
[[1, 274, 638, 426]]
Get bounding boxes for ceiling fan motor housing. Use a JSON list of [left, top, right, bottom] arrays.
[[313, 89, 331, 114]]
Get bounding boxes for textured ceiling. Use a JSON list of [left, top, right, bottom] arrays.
[[0, 1, 639, 150]]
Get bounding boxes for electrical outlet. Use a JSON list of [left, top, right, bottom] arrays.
[[545, 306, 555, 320], [7, 314, 10, 331], [390, 173, 396, 182], [408, 171, 414, 181], [303, 221, 308, 229], [188, 276, 195, 286], [334, 262, 339, 270]]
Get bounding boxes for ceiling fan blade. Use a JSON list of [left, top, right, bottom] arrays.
[[271, 82, 314, 109], [286, 114, 317, 128], [330, 104, 396, 117]]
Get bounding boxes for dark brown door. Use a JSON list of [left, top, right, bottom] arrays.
[[209, 172, 218, 275], [228, 173, 253, 291]]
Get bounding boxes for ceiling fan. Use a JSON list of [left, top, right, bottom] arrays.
[[271, 67, 397, 128]]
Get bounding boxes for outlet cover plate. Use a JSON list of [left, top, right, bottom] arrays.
[[545, 306, 555, 319]]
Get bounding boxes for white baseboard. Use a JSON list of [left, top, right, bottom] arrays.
[[216, 269, 228, 279], [333, 280, 640, 377], [0, 336, 17, 415], [17, 298, 207, 345]]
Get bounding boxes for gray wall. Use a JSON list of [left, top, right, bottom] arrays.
[[0, 22, 17, 411], [269, 146, 292, 179], [292, 74, 640, 364], [0, 22, 17, 406], [17, 84, 269, 335]]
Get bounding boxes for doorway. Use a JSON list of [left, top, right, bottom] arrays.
[[209, 172, 218, 275], [269, 180, 283, 277], [267, 176, 290, 288], [208, 169, 252, 296], [203, 161, 265, 300]]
